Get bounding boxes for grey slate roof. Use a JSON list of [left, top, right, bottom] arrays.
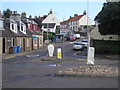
[[0, 26, 15, 37], [2, 24, 32, 37]]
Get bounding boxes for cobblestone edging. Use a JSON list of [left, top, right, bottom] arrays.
[[56, 65, 119, 77]]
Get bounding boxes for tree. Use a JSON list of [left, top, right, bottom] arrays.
[[3, 9, 12, 18], [95, 2, 120, 35]]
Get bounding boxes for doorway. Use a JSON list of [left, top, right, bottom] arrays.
[[23, 38, 25, 51], [2, 38, 5, 53], [37, 37, 39, 49]]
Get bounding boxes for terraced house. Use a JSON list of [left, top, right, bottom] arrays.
[[60, 11, 92, 36], [0, 11, 44, 55]]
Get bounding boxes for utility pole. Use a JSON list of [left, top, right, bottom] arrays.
[[86, 0, 94, 65], [87, 0, 90, 51]]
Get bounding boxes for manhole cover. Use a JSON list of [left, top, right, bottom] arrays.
[[26, 54, 39, 57]]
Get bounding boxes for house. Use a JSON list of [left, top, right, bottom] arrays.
[[0, 14, 16, 54], [60, 11, 92, 35], [9, 11, 32, 52], [90, 26, 120, 41], [4, 18, 32, 53], [22, 18, 43, 50], [42, 10, 60, 33]]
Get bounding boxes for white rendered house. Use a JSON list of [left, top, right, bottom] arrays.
[[42, 10, 60, 33]]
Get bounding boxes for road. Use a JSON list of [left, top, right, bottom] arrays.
[[2, 39, 119, 88]]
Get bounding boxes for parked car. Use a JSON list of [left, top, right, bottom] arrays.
[[81, 39, 88, 48], [64, 36, 70, 41], [73, 42, 84, 51], [73, 34, 80, 39], [69, 36, 76, 41]]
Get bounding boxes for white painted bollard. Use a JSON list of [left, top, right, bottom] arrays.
[[87, 47, 95, 65], [57, 48, 62, 59], [47, 44, 54, 57]]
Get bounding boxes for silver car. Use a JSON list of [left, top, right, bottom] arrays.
[[73, 42, 84, 50], [81, 39, 88, 48]]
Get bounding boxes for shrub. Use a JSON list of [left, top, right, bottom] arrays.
[[93, 40, 120, 54]]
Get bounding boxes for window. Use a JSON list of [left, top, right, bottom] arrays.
[[24, 26, 26, 32], [28, 23, 30, 29], [21, 26, 23, 31], [12, 24, 14, 30], [43, 23, 55, 28], [15, 24, 17, 31], [76, 26, 78, 30], [27, 39, 30, 47], [0, 19, 4, 29], [34, 39, 37, 44], [40, 37, 43, 45], [33, 25, 36, 31]]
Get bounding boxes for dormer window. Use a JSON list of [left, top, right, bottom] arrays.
[[0, 18, 4, 30]]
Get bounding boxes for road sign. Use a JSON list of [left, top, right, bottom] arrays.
[[60, 25, 66, 35], [33, 36, 37, 39]]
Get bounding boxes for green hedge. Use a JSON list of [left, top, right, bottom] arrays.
[[93, 40, 120, 54]]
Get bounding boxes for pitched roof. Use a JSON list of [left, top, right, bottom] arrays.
[[68, 15, 84, 22], [0, 26, 15, 37], [60, 20, 68, 25], [4, 24, 31, 37]]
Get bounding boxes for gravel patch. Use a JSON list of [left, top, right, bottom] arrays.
[[56, 65, 119, 77]]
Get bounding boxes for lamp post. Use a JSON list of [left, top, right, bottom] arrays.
[[87, 0, 90, 51], [86, 0, 94, 65]]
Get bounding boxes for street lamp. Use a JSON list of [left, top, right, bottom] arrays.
[[87, 0, 90, 50], [86, 0, 95, 65]]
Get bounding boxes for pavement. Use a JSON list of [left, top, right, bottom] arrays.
[[2, 42, 60, 60]]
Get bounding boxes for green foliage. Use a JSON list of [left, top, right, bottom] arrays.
[[93, 40, 120, 54], [95, 2, 120, 35], [43, 32, 55, 40], [56, 26, 60, 34], [3, 9, 12, 18]]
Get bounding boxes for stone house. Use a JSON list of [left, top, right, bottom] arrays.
[[4, 18, 32, 53], [22, 18, 43, 50]]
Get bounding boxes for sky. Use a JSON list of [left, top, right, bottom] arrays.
[[1, 0, 107, 24]]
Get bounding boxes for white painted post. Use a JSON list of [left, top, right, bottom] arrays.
[[87, 47, 95, 65], [47, 44, 54, 57]]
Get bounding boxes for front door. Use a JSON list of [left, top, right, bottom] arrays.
[[37, 37, 39, 49], [2, 38, 5, 53], [23, 38, 25, 51]]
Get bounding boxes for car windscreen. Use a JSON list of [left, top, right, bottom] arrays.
[[82, 40, 88, 42], [74, 43, 83, 45]]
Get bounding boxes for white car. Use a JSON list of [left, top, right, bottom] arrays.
[[81, 39, 88, 48], [73, 34, 80, 39], [73, 42, 84, 50]]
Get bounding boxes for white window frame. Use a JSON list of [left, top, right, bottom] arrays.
[[0, 19, 4, 30]]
